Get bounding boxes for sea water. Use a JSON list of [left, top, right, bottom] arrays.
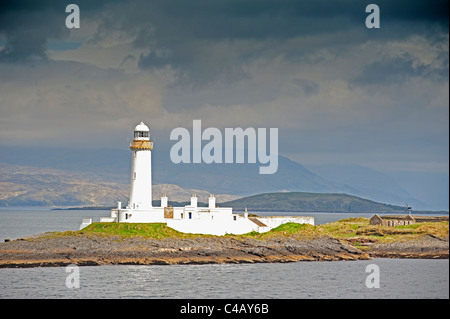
[[0, 259, 448, 299]]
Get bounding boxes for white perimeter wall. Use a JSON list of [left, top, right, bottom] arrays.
[[116, 208, 165, 223], [106, 209, 314, 235], [258, 216, 314, 228], [167, 218, 255, 236]]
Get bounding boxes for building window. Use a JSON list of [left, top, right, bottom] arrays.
[[133, 172, 136, 180], [189, 212, 192, 219], [233, 216, 237, 221]]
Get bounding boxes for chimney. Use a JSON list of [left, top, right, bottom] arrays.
[[161, 194, 168, 208], [191, 194, 198, 207], [208, 194, 216, 209]]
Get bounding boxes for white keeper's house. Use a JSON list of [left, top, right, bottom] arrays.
[[82, 121, 313, 235]]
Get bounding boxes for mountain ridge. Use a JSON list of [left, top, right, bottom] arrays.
[[220, 192, 415, 213], [0, 145, 435, 209], [1, 163, 445, 213], [0, 163, 238, 206]]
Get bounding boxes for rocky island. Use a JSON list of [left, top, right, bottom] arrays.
[[0, 218, 448, 268]]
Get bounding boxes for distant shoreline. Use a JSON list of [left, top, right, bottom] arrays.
[[3, 192, 448, 214], [51, 206, 114, 210], [48, 205, 449, 215]]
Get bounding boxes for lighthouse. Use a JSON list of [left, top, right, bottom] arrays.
[[95, 121, 314, 234], [128, 121, 153, 210]]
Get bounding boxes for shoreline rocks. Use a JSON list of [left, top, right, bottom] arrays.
[[365, 235, 449, 259], [0, 233, 447, 268], [0, 235, 374, 268]]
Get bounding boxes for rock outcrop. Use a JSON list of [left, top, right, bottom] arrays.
[[0, 235, 369, 268]]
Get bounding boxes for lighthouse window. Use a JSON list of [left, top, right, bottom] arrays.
[[134, 131, 149, 138], [133, 172, 136, 180]]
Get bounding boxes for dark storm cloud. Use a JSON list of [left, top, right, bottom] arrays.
[[375, 0, 449, 22], [0, 2, 65, 62], [0, 0, 110, 62], [1, 0, 447, 66], [126, 0, 448, 83], [131, 0, 366, 75], [131, 0, 448, 40]]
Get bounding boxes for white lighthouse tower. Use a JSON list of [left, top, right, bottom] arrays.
[[128, 121, 153, 210]]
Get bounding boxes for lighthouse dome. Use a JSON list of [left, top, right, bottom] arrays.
[[134, 121, 149, 132], [133, 121, 150, 140]]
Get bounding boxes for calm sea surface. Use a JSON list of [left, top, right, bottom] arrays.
[[0, 259, 448, 299], [0, 208, 448, 299]]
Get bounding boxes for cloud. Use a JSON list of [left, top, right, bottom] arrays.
[[0, 60, 177, 146], [0, 2, 69, 61], [0, 0, 111, 62], [150, 0, 446, 77], [52, 0, 445, 85], [0, 0, 448, 174]]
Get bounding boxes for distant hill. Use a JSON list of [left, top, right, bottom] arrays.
[[0, 144, 434, 209], [0, 163, 238, 207], [153, 154, 359, 196], [0, 144, 362, 194], [1, 158, 442, 214], [221, 192, 411, 213], [0, 163, 129, 207], [305, 164, 430, 210]]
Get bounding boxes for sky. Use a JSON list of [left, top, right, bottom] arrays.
[[0, 0, 448, 177]]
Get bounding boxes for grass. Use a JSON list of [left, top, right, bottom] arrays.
[[81, 223, 193, 239], [43, 218, 449, 243], [321, 218, 449, 243], [248, 218, 449, 243], [46, 223, 208, 240], [237, 222, 324, 240], [319, 217, 365, 238]]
